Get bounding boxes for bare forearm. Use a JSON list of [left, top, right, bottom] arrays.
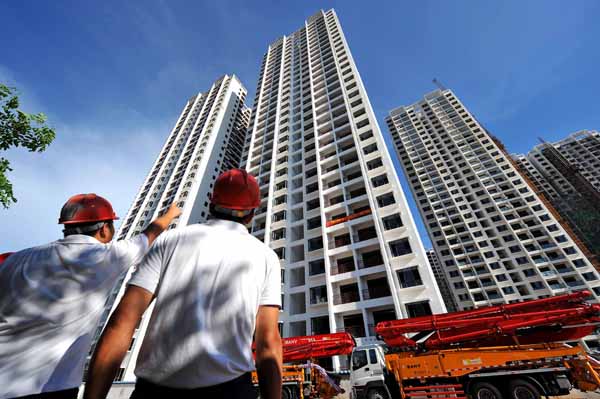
[[256, 336, 283, 399], [143, 204, 180, 245], [84, 324, 135, 399]]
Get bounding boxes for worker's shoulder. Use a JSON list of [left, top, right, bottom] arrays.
[[246, 235, 279, 260], [17, 241, 59, 254]]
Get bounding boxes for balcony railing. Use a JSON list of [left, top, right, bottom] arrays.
[[362, 288, 391, 300], [326, 208, 371, 227], [310, 296, 328, 305], [331, 261, 356, 275], [357, 257, 384, 270], [333, 291, 360, 305]]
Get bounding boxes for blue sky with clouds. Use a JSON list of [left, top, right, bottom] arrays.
[[2, 0, 600, 251]]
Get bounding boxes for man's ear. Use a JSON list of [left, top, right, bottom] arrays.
[[99, 223, 110, 240]]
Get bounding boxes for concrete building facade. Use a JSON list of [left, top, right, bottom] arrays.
[[241, 9, 446, 367], [386, 89, 600, 313]]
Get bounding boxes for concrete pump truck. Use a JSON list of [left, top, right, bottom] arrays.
[[350, 290, 600, 399]]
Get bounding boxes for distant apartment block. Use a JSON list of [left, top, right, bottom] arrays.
[[89, 75, 250, 382], [514, 130, 600, 264], [240, 9, 445, 367], [426, 249, 458, 312], [386, 89, 600, 312]]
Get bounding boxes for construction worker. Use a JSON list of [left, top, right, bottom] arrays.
[[84, 169, 283, 399], [0, 194, 181, 399]]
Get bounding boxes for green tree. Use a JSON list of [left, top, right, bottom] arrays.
[[0, 83, 56, 208]]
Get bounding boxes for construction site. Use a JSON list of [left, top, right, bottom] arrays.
[[2, 4, 600, 399]]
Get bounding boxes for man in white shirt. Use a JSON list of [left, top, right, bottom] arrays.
[[0, 194, 180, 399], [85, 169, 283, 399]]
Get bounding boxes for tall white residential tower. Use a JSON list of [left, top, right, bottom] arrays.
[[88, 75, 250, 381], [241, 9, 445, 368], [514, 130, 600, 263], [386, 89, 600, 314]]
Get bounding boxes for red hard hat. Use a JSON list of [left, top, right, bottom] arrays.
[[210, 169, 260, 210], [58, 193, 119, 225], [0, 252, 14, 265]]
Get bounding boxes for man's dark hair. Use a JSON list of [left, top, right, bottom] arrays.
[[208, 204, 254, 224], [63, 220, 114, 237]]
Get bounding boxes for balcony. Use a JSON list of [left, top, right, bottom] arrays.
[[310, 285, 328, 305], [358, 250, 384, 269], [340, 314, 366, 337], [329, 233, 351, 249], [363, 277, 392, 300], [353, 226, 378, 243], [331, 256, 356, 275], [334, 283, 360, 305], [326, 208, 371, 228]]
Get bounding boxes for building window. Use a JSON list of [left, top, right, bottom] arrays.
[[308, 237, 323, 251], [274, 247, 285, 260], [473, 293, 486, 302], [271, 228, 286, 241], [405, 301, 432, 318], [390, 238, 412, 257], [530, 281, 545, 290], [382, 214, 403, 230], [502, 286, 515, 294], [309, 259, 325, 276], [307, 216, 321, 230], [371, 174, 389, 188], [583, 272, 598, 281], [377, 193, 395, 207], [397, 267, 423, 288]]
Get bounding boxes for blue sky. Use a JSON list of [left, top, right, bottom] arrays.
[[2, 0, 600, 251]]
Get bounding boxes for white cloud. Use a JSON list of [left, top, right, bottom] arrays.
[[0, 66, 169, 252]]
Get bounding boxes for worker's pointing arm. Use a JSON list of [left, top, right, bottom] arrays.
[[83, 286, 153, 399], [142, 203, 181, 246], [85, 229, 165, 399]]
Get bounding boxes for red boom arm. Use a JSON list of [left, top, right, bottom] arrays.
[[377, 290, 600, 349]]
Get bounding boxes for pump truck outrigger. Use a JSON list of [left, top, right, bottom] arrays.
[[350, 290, 600, 399], [252, 332, 355, 399]]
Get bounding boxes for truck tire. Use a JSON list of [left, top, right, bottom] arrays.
[[367, 387, 389, 399], [281, 386, 293, 399], [470, 381, 503, 399], [507, 379, 541, 399]]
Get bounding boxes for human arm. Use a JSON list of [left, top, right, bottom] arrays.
[[142, 203, 181, 246], [255, 305, 283, 399], [83, 286, 153, 399]]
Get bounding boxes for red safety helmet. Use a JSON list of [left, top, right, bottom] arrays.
[[210, 169, 260, 211], [58, 193, 119, 225], [0, 252, 14, 265]]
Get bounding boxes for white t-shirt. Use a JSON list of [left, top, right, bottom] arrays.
[[0, 234, 149, 399], [129, 219, 281, 388]]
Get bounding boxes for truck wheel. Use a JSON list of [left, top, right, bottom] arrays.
[[281, 386, 292, 399], [470, 381, 503, 399], [367, 388, 389, 399], [508, 379, 541, 399]]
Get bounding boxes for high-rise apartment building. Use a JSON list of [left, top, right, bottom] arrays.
[[426, 249, 457, 312], [514, 130, 600, 262], [88, 75, 251, 381], [386, 89, 600, 313], [240, 9, 445, 368]]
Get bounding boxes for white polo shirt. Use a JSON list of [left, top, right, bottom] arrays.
[[0, 234, 149, 399], [129, 219, 281, 388]]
